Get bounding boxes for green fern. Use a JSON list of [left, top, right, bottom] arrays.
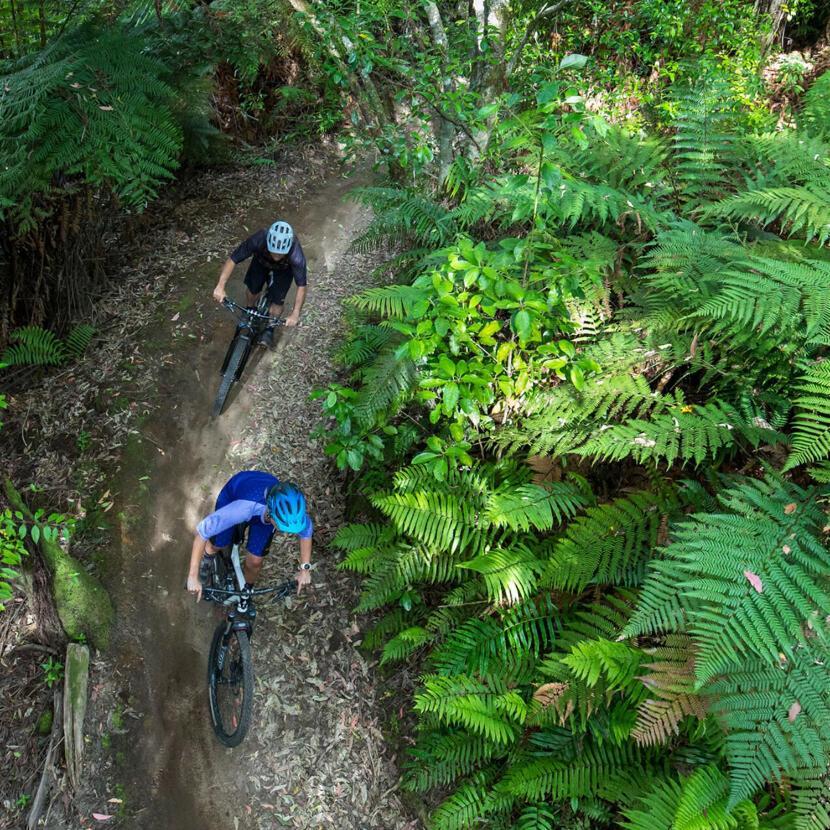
[[0, 24, 182, 224], [512, 804, 556, 830], [672, 74, 739, 205], [348, 186, 455, 251], [353, 344, 417, 424], [380, 625, 433, 665], [800, 71, 830, 139], [414, 674, 526, 745], [575, 402, 783, 468], [1, 326, 66, 366], [544, 490, 677, 592], [708, 653, 830, 809], [405, 732, 499, 792], [705, 186, 830, 245], [625, 476, 830, 685], [784, 361, 830, 470]]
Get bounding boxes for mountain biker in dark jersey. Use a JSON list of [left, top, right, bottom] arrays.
[[186, 471, 313, 601], [213, 221, 307, 348]]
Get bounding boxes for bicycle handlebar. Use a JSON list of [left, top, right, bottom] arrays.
[[221, 298, 287, 324], [202, 578, 297, 599]]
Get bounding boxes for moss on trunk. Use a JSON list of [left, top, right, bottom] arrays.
[[4, 478, 113, 650]]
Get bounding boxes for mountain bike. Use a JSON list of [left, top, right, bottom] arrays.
[[213, 296, 284, 417], [202, 544, 296, 747]]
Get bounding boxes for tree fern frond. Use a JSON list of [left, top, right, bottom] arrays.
[[801, 71, 830, 139], [348, 186, 454, 250], [704, 186, 830, 245], [709, 653, 830, 808], [625, 476, 830, 685], [371, 489, 491, 555], [353, 345, 417, 424], [348, 282, 430, 318], [405, 732, 499, 792], [414, 675, 525, 745], [575, 402, 783, 468], [456, 545, 544, 605], [544, 490, 676, 592], [380, 625, 433, 665], [784, 361, 830, 470]]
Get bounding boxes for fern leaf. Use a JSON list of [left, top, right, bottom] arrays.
[[784, 361, 830, 470]]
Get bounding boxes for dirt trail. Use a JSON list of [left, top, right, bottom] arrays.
[[103, 166, 416, 830]]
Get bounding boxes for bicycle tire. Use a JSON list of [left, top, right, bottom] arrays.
[[207, 623, 254, 747], [212, 335, 247, 417]]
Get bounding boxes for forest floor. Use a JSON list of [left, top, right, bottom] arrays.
[[1, 147, 420, 829]]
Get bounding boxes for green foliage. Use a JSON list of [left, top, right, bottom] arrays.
[[1, 324, 94, 368], [40, 656, 64, 688], [0, 25, 182, 226], [321, 33, 830, 830], [801, 72, 830, 139]]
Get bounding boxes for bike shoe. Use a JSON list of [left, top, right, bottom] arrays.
[[259, 327, 275, 348]]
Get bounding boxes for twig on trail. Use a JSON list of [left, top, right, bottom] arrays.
[[27, 686, 64, 830], [138, 432, 165, 452], [11, 642, 60, 655]]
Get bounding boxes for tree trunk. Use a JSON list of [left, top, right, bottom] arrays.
[[285, 0, 389, 131], [424, 1, 456, 182], [8, 0, 22, 56], [38, 0, 46, 47]]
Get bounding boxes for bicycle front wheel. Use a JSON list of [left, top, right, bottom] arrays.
[[207, 623, 254, 747], [212, 335, 247, 417]]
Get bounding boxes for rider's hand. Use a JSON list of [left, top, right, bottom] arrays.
[[295, 568, 311, 593], [285, 315, 300, 328], [187, 573, 203, 602], [213, 285, 226, 304]]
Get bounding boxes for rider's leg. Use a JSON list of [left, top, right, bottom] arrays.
[[266, 271, 292, 323], [242, 551, 264, 586], [243, 260, 268, 307]]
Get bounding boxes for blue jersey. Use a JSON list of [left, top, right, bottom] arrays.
[[196, 470, 313, 557]]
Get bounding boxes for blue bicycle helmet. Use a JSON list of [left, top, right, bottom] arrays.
[[266, 482, 307, 533]]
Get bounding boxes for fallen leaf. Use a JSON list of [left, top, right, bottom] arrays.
[[784, 503, 797, 515], [743, 570, 763, 593], [788, 701, 801, 722], [98, 105, 114, 111]]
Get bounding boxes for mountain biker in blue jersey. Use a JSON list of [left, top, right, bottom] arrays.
[[186, 471, 313, 601], [212, 221, 307, 348]]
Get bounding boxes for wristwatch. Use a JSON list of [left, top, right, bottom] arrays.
[[298, 562, 311, 571]]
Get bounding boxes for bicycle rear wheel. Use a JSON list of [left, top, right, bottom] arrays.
[[213, 335, 247, 417], [207, 623, 254, 747]]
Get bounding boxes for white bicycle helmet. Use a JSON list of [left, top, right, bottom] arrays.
[[267, 221, 294, 254]]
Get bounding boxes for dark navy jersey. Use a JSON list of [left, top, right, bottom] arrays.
[[230, 230, 307, 287]]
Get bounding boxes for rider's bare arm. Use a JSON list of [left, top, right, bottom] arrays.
[[213, 258, 236, 303], [187, 532, 209, 599], [296, 535, 312, 593], [286, 285, 307, 326]]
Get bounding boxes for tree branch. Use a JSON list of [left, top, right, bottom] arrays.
[[506, 0, 570, 77]]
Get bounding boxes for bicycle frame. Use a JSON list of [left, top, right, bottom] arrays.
[[204, 544, 296, 635], [219, 301, 275, 382]]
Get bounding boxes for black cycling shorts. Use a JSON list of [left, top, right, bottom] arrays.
[[243, 259, 294, 306]]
